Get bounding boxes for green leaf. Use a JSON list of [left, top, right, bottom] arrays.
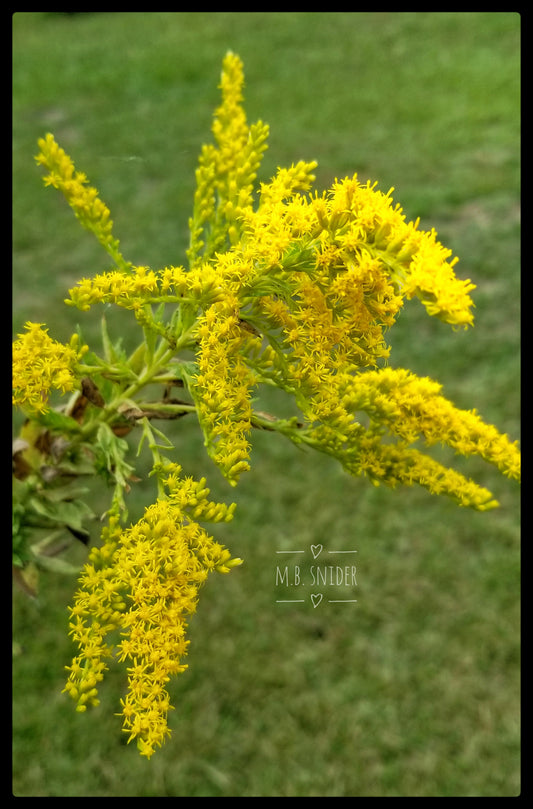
[[30, 496, 94, 533], [33, 555, 82, 575], [171, 360, 199, 385], [39, 483, 90, 503], [100, 314, 127, 364], [35, 409, 81, 433], [95, 423, 135, 487]]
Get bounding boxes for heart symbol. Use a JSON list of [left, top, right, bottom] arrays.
[[311, 593, 323, 608], [310, 544, 323, 559]]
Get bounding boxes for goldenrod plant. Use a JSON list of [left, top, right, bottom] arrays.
[[12, 52, 520, 759]]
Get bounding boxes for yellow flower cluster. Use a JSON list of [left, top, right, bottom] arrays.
[[66, 263, 220, 312], [56, 51, 517, 505], [187, 51, 270, 266], [237, 171, 474, 330], [192, 297, 261, 485], [67, 265, 162, 312], [175, 54, 514, 504], [181, 165, 473, 486], [298, 367, 520, 509], [345, 367, 520, 481], [35, 133, 130, 271], [63, 464, 241, 759], [12, 322, 87, 413]]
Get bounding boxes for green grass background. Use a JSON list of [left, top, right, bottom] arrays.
[[12, 12, 520, 797]]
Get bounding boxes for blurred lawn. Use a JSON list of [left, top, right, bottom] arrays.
[[12, 12, 520, 797]]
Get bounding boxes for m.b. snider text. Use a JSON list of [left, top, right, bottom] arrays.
[[275, 564, 357, 587]]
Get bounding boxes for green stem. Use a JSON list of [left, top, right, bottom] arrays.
[[133, 401, 197, 418], [250, 411, 304, 439], [137, 417, 170, 499]]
